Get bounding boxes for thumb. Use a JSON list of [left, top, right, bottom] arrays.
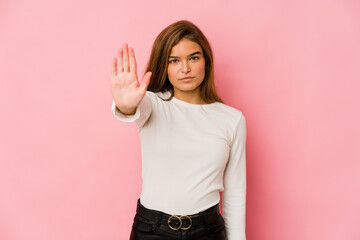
[[140, 72, 152, 92]]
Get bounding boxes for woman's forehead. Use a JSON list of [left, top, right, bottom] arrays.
[[170, 39, 202, 56]]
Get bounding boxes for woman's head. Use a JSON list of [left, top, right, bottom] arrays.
[[146, 20, 223, 104]]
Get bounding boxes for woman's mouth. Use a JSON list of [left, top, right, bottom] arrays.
[[180, 77, 194, 82]]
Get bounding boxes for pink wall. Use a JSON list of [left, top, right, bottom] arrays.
[[1, 0, 359, 239]]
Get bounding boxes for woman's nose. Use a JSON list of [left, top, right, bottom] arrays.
[[181, 61, 191, 73]]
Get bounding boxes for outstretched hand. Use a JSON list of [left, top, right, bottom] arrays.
[[110, 43, 152, 114]]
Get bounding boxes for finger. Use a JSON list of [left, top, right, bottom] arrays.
[[129, 47, 137, 74], [123, 43, 130, 72], [117, 47, 123, 73], [139, 72, 152, 93], [111, 57, 117, 79]]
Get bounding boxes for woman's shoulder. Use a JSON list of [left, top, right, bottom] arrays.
[[143, 91, 167, 105], [214, 101, 245, 121], [145, 90, 170, 100]]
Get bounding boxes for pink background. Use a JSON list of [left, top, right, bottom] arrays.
[[1, 0, 359, 239]]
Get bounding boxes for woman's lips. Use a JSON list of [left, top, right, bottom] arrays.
[[180, 77, 194, 82]]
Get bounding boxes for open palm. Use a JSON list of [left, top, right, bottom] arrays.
[[110, 43, 152, 114]]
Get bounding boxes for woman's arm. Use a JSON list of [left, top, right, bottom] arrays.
[[222, 114, 247, 240], [111, 91, 153, 130]]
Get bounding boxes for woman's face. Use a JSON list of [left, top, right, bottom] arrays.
[[167, 38, 206, 97]]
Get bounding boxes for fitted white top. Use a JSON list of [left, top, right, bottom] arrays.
[[111, 91, 247, 240]]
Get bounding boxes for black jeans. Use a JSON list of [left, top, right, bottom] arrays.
[[129, 198, 227, 240]]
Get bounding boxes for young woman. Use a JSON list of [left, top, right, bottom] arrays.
[[110, 20, 247, 240]]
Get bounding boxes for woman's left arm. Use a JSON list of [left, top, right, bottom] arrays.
[[222, 113, 247, 240]]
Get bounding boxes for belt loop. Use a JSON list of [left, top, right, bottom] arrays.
[[200, 205, 219, 225], [157, 213, 162, 227], [200, 212, 209, 226], [151, 211, 161, 227]]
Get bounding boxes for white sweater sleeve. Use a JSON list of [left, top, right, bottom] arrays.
[[111, 91, 153, 130], [222, 114, 247, 240]]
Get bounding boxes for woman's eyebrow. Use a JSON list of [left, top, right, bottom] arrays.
[[188, 51, 201, 57], [169, 51, 202, 59]]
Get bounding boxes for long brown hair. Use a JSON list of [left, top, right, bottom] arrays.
[[145, 20, 223, 104]]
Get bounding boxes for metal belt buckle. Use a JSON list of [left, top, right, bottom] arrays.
[[168, 215, 192, 230], [168, 215, 182, 230], [180, 215, 192, 230]]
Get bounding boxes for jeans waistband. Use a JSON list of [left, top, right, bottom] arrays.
[[135, 198, 221, 231]]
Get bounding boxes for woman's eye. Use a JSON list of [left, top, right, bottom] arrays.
[[169, 59, 178, 64], [190, 56, 199, 61]]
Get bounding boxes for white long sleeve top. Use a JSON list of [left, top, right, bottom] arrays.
[[111, 90, 247, 240]]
